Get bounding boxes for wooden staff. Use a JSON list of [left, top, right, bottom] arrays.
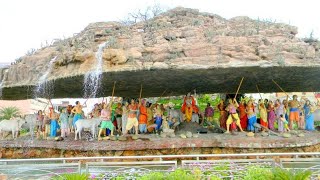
[[272, 79, 290, 97], [111, 81, 116, 102], [234, 77, 244, 99], [139, 84, 143, 100], [256, 84, 263, 100]]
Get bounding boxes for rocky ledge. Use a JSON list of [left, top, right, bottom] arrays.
[[0, 7, 319, 99]]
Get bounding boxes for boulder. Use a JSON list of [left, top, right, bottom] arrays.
[[193, 134, 199, 138], [180, 134, 187, 139], [261, 132, 269, 137], [132, 135, 139, 140], [247, 132, 254, 137], [186, 131, 193, 138], [160, 134, 167, 138], [283, 133, 291, 138], [169, 134, 176, 138], [297, 133, 305, 137], [118, 136, 127, 141], [110, 136, 117, 141], [1, 7, 320, 100]]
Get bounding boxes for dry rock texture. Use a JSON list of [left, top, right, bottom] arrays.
[[1, 7, 320, 99]]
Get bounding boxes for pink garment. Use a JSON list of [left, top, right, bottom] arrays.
[[229, 105, 237, 114], [101, 109, 111, 120]]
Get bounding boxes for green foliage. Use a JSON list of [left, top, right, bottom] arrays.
[[243, 167, 274, 180], [272, 167, 312, 180], [51, 173, 89, 180], [138, 172, 165, 180], [166, 169, 195, 180], [0, 106, 21, 120]]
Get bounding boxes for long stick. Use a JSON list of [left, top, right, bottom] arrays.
[[139, 84, 143, 100], [256, 84, 263, 100], [234, 77, 244, 99], [111, 81, 116, 102], [272, 79, 289, 96]]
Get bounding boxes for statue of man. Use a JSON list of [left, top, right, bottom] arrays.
[[288, 95, 300, 130], [181, 90, 198, 122], [71, 101, 83, 128]]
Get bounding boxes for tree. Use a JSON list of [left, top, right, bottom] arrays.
[[0, 106, 21, 120]]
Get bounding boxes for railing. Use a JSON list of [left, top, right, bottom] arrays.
[[0, 152, 320, 179]]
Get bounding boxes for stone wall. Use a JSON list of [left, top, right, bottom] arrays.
[[1, 144, 319, 160]]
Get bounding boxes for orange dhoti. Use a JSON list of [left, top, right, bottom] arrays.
[[181, 96, 198, 122]]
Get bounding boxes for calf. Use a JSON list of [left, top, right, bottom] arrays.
[[0, 118, 26, 139], [74, 118, 101, 140]]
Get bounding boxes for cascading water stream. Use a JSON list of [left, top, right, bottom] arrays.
[[34, 56, 57, 98], [83, 41, 109, 98], [0, 81, 3, 98]]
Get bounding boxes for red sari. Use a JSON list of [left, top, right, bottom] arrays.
[[218, 104, 228, 130], [239, 103, 248, 130]]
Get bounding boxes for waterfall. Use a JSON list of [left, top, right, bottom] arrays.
[[0, 81, 3, 98], [34, 56, 57, 98], [83, 41, 109, 98]]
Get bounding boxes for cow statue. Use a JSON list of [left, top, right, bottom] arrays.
[[74, 118, 102, 140], [21, 114, 38, 138], [0, 117, 27, 139]]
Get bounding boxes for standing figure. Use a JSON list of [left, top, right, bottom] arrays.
[[275, 99, 285, 132], [125, 99, 139, 135], [217, 100, 228, 130], [115, 103, 123, 132], [181, 91, 199, 122], [59, 108, 70, 138], [36, 110, 44, 138], [91, 104, 101, 118], [138, 99, 148, 134], [246, 99, 257, 132], [225, 98, 244, 133], [238, 100, 248, 130], [280, 114, 290, 132], [50, 109, 60, 137], [204, 103, 215, 125], [267, 101, 276, 131], [121, 102, 129, 134], [304, 100, 315, 131], [288, 95, 301, 130], [147, 103, 155, 133], [258, 100, 268, 130], [98, 103, 114, 139], [72, 101, 83, 128]]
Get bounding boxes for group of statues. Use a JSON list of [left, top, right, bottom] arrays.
[[215, 95, 316, 133], [3, 92, 316, 140]]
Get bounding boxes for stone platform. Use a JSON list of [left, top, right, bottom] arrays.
[[1, 130, 320, 159]]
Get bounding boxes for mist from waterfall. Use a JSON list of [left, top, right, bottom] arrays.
[[83, 41, 109, 98], [34, 56, 57, 98]]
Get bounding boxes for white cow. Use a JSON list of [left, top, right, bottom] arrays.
[[21, 114, 37, 138], [0, 118, 26, 139], [74, 118, 101, 140]]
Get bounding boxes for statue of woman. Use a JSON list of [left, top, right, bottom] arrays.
[[238, 100, 247, 130], [225, 98, 244, 133], [275, 99, 285, 132], [217, 99, 228, 130], [304, 100, 315, 131], [98, 103, 115, 139], [246, 99, 256, 132], [181, 91, 199, 122], [267, 101, 276, 131], [258, 100, 268, 130]]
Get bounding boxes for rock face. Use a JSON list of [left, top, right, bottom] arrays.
[[1, 7, 320, 99]]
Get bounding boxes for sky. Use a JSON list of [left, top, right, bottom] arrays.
[[0, 0, 319, 63]]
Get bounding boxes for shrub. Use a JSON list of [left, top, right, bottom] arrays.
[[0, 106, 21, 120], [52, 173, 89, 180]]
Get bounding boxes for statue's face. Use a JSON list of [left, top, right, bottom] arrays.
[[131, 99, 135, 104], [293, 95, 297, 100], [187, 93, 191, 97], [228, 99, 233, 104]]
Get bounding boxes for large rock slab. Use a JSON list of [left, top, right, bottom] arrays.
[[0, 7, 319, 99]]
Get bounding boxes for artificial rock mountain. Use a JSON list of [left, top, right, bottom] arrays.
[[0, 7, 320, 100]]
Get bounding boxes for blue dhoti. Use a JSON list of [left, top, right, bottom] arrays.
[[50, 119, 60, 137], [73, 114, 82, 126], [247, 115, 257, 132]]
